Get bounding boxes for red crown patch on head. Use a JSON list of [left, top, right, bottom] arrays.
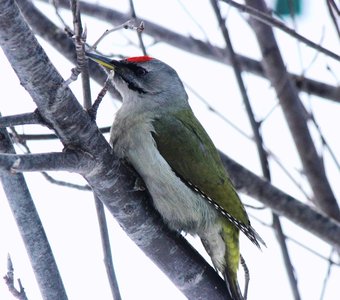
[[125, 56, 153, 63]]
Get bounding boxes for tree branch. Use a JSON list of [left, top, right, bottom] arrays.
[[4, 255, 28, 300], [33, 0, 340, 103], [0, 111, 41, 127], [94, 195, 122, 300], [0, 151, 92, 173], [0, 125, 67, 300], [221, 0, 340, 62]]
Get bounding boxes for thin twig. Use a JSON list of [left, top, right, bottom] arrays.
[[176, 0, 211, 42], [41, 171, 91, 191], [329, 0, 340, 15], [221, 0, 340, 62], [128, 0, 147, 55], [326, 0, 340, 40], [52, 0, 73, 35], [184, 82, 251, 140], [319, 249, 334, 300], [56, 67, 81, 101], [3, 254, 28, 300], [272, 215, 301, 300], [70, 0, 92, 108], [307, 103, 340, 172], [267, 150, 312, 201], [91, 19, 144, 50], [94, 195, 122, 300], [9, 127, 31, 154], [243, 203, 266, 210], [88, 72, 113, 120]]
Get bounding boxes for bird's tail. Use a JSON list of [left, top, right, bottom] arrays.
[[224, 267, 244, 300], [221, 221, 244, 300]]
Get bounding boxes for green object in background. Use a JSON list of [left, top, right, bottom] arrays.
[[276, 0, 303, 16]]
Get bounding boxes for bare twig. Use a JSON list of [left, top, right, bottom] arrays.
[[9, 126, 31, 154], [326, 0, 340, 40], [91, 19, 144, 50], [3, 254, 28, 300], [16, 133, 58, 140], [128, 0, 147, 55], [88, 72, 113, 120], [94, 195, 122, 300], [307, 105, 340, 172], [272, 215, 301, 300], [243, 203, 266, 210], [56, 67, 81, 102], [184, 82, 251, 140], [221, 0, 340, 62], [41, 171, 91, 191], [176, 0, 211, 42], [288, 237, 339, 266], [319, 249, 334, 300], [329, 0, 340, 14], [52, 0, 72, 34], [70, 0, 92, 108]]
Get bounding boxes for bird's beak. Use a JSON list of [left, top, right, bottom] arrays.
[[85, 52, 121, 70]]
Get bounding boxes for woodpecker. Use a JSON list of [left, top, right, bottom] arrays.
[[87, 52, 265, 300]]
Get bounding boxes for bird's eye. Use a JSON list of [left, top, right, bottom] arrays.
[[135, 67, 147, 76]]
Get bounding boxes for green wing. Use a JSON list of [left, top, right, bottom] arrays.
[[152, 108, 249, 226]]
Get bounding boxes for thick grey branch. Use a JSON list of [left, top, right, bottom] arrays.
[[0, 151, 92, 173], [0, 111, 41, 127], [0, 127, 67, 300]]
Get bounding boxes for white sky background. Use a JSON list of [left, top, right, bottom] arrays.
[[0, 0, 340, 299]]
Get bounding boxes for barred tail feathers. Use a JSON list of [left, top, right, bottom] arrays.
[[224, 269, 244, 300]]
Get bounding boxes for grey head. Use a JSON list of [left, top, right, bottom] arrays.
[[86, 53, 189, 110]]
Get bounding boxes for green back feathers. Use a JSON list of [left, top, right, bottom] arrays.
[[152, 108, 249, 226]]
